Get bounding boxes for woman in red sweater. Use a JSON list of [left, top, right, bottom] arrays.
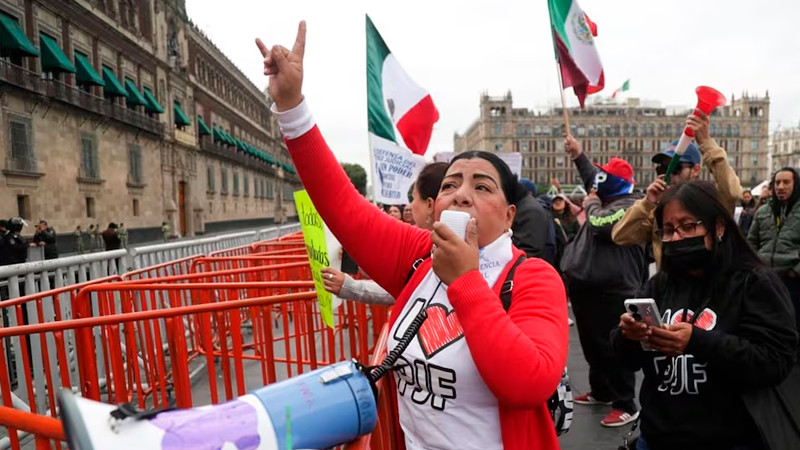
[[255, 22, 568, 450]]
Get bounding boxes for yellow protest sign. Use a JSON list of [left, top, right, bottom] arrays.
[[293, 190, 335, 328]]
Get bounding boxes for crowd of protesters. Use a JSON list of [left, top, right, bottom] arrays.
[[261, 21, 798, 450]]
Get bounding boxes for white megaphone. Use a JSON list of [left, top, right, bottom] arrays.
[[58, 360, 376, 450]]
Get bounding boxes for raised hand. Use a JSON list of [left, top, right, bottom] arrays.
[[646, 175, 667, 204], [564, 135, 581, 159], [686, 109, 710, 146], [255, 21, 306, 112]]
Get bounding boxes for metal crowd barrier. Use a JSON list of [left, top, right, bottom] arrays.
[[0, 229, 392, 449]]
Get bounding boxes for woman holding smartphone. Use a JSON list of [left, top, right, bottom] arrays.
[[612, 180, 798, 450], [255, 22, 568, 450]]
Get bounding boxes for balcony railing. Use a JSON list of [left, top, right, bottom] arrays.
[[199, 138, 277, 173], [0, 61, 164, 136]]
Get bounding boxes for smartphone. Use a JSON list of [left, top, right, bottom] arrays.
[[440, 210, 470, 241], [341, 249, 359, 275], [624, 298, 664, 351]]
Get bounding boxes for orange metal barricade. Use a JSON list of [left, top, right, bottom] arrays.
[[343, 323, 401, 450], [122, 255, 200, 281], [0, 233, 396, 449]]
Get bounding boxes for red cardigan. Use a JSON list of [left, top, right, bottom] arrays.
[[287, 126, 569, 450]]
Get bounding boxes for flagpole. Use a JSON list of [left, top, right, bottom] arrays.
[[555, 61, 572, 137]]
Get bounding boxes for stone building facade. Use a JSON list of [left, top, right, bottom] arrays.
[[771, 126, 800, 173], [0, 0, 300, 249], [455, 92, 770, 190]]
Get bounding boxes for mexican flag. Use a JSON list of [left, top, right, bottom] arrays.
[[612, 79, 630, 99], [366, 15, 436, 204], [548, 0, 604, 108]]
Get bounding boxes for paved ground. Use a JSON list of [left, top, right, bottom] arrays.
[[559, 308, 643, 450]]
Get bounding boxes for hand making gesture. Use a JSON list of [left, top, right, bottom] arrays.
[[255, 21, 307, 112]]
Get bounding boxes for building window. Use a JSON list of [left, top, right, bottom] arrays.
[[86, 197, 96, 218], [751, 140, 759, 151], [266, 179, 275, 199], [244, 174, 250, 197], [128, 144, 143, 184], [233, 171, 240, 196], [132, 198, 140, 216], [752, 124, 760, 135], [207, 165, 215, 192], [751, 155, 758, 165], [733, 125, 740, 137], [495, 142, 503, 151], [220, 167, 228, 194], [80, 133, 100, 179], [7, 115, 36, 172], [494, 124, 502, 136], [16, 195, 30, 220]]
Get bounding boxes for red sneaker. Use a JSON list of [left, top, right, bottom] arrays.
[[600, 409, 639, 427], [573, 392, 612, 406]]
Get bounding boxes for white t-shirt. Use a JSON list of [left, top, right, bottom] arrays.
[[387, 232, 513, 450]]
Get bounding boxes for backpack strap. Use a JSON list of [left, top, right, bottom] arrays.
[[500, 255, 527, 311], [405, 257, 428, 284]]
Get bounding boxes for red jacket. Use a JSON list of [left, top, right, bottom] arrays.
[[287, 126, 569, 450]]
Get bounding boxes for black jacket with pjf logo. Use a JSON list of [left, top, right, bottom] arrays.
[[611, 268, 798, 450]]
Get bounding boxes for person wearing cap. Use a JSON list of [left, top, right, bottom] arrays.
[[512, 178, 556, 264], [561, 135, 647, 428], [611, 109, 742, 267]]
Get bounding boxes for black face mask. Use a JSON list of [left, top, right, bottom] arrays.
[[662, 235, 712, 273]]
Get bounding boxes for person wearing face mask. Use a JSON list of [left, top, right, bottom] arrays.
[[561, 135, 647, 427], [612, 180, 798, 450], [256, 22, 568, 450], [612, 111, 742, 269], [747, 168, 800, 333]]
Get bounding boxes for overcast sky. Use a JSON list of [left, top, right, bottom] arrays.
[[185, 0, 800, 176]]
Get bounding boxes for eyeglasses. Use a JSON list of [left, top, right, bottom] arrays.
[[655, 220, 704, 242], [655, 163, 692, 177]]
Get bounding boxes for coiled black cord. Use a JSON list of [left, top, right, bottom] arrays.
[[367, 281, 442, 384]]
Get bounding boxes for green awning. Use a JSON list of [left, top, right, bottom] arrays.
[[124, 79, 147, 106], [102, 67, 127, 97], [39, 34, 75, 73], [235, 139, 247, 152], [142, 87, 164, 114], [0, 13, 38, 57], [173, 102, 190, 126], [281, 162, 295, 174], [263, 152, 275, 164], [197, 116, 211, 135], [223, 131, 236, 146], [74, 52, 104, 86], [213, 125, 225, 143]]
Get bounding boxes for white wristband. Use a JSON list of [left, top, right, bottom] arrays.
[[270, 98, 315, 139]]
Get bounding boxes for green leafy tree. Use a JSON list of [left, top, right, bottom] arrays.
[[342, 163, 367, 196]]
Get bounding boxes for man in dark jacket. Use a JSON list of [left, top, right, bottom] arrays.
[[511, 178, 556, 265], [102, 223, 122, 251], [32, 220, 58, 260], [747, 167, 800, 332], [6, 217, 28, 265], [560, 135, 647, 427]]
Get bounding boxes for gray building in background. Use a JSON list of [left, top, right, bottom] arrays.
[[455, 91, 770, 189]]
